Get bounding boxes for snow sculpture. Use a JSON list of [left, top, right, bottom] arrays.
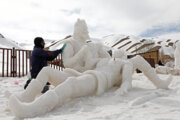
[[174, 41, 180, 69], [8, 19, 172, 118], [155, 41, 180, 75], [155, 66, 171, 74]]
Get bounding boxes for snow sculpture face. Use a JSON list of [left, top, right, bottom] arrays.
[[112, 49, 127, 59], [73, 19, 90, 42]]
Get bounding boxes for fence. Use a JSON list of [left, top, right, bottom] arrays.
[[0, 47, 63, 77]]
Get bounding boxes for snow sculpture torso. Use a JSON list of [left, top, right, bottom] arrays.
[[174, 41, 180, 69], [93, 58, 126, 94], [62, 19, 110, 72]]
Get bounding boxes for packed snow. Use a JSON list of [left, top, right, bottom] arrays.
[[1, 74, 180, 120], [1, 19, 180, 119]]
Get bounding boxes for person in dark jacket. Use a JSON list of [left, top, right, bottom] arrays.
[[24, 37, 66, 93]]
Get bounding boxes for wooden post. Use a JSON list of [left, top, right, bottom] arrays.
[[10, 49, 12, 77], [2, 49, 4, 77], [26, 51, 28, 75], [29, 51, 31, 72], [7, 49, 9, 77], [19, 50, 21, 77], [22, 50, 24, 76], [11, 47, 17, 77]]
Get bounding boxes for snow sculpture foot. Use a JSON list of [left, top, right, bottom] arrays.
[[15, 79, 44, 102], [156, 75, 172, 89], [115, 82, 132, 95], [9, 90, 59, 118]]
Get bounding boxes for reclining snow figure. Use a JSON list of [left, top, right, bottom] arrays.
[[8, 19, 172, 118]]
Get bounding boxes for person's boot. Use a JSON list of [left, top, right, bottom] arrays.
[[24, 78, 32, 89]]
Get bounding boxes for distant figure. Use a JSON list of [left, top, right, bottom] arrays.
[[174, 41, 180, 69], [158, 60, 164, 66], [24, 37, 66, 93]]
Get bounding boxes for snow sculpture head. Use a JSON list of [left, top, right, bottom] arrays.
[[174, 41, 180, 69], [112, 49, 127, 59], [73, 19, 90, 42]]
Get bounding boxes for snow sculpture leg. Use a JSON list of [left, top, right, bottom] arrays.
[[129, 55, 172, 89], [116, 62, 133, 95], [55, 74, 97, 105], [14, 67, 71, 102], [9, 90, 59, 118], [9, 74, 97, 118], [15, 79, 43, 103]]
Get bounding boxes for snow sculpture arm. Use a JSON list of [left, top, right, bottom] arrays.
[[62, 43, 88, 68], [98, 46, 111, 58], [83, 43, 111, 70]]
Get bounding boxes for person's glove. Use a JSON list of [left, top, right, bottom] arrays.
[[60, 43, 66, 53], [62, 43, 66, 51]]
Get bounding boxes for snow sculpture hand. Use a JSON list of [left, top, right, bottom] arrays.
[[115, 82, 132, 95]]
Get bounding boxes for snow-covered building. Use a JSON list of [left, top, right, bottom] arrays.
[[102, 34, 179, 65], [0, 34, 22, 49]]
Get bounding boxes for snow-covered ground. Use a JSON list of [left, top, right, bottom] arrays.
[[0, 73, 180, 120]]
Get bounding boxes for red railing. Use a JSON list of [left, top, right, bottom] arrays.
[[0, 47, 63, 77]]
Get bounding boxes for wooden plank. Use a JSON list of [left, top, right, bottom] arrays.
[[7, 49, 9, 77], [2, 49, 4, 77]]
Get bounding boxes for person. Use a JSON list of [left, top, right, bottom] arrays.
[[24, 37, 66, 93], [158, 60, 164, 66]]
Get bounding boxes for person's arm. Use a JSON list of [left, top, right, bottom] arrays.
[[46, 44, 66, 61], [33, 48, 61, 61], [46, 50, 61, 61]]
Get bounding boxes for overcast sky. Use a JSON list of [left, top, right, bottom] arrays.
[[0, 0, 180, 44]]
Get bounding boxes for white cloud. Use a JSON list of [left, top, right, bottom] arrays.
[[0, 0, 180, 44], [158, 32, 180, 40]]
